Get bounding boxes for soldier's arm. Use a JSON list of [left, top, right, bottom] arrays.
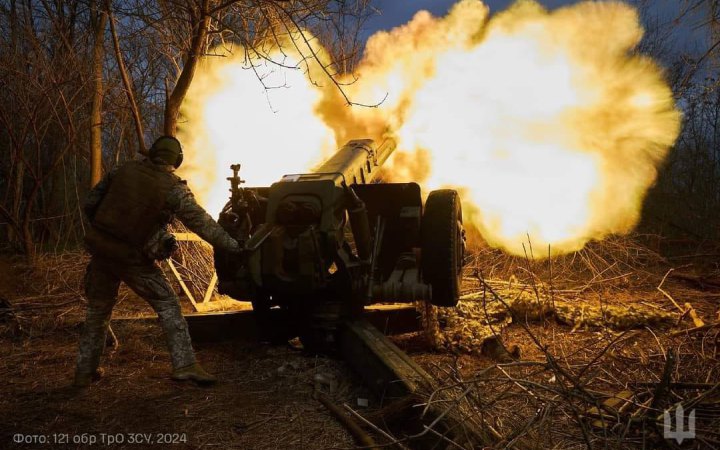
[[167, 182, 241, 252], [84, 167, 119, 221]]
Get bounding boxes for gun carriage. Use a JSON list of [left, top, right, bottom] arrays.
[[214, 139, 465, 349]]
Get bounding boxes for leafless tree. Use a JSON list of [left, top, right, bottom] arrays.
[[0, 0, 374, 260], [108, 0, 373, 136], [638, 0, 720, 240], [0, 0, 95, 260]]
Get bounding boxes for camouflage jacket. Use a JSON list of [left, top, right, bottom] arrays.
[[85, 159, 240, 255]]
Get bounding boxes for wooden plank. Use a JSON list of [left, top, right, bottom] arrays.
[[172, 232, 206, 243], [113, 305, 421, 343], [166, 259, 197, 308], [340, 319, 431, 399], [340, 320, 492, 449], [201, 272, 218, 303]]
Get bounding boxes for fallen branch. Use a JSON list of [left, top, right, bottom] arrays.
[[630, 382, 719, 390], [670, 321, 720, 337], [649, 349, 675, 411], [343, 404, 410, 450], [317, 393, 378, 450], [670, 272, 720, 290]]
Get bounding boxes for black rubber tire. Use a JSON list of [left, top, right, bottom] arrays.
[[421, 189, 465, 307]]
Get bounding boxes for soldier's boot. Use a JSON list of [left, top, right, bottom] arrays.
[[171, 363, 217, 385], [73, 367, 105, 388], [153, 301, 212, 385]]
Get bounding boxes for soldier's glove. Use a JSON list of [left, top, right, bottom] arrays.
[[228, 238, 246, 255], [161, 233, 179, 257], [144, 229, 178, 261]]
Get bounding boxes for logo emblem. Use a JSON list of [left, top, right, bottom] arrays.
[[663, 404, 695, 444]]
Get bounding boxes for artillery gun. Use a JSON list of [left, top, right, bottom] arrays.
[[214, 139, 465, 349]]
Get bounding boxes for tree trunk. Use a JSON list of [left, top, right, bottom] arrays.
[[711, 1, 720, 71], [163, 2, 210, 136], [89, 0, 107, 187], [108, 4, 146, 155], [9, 161, 24, 245]]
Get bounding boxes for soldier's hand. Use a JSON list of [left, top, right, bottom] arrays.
[[229, 239, 245, 255]]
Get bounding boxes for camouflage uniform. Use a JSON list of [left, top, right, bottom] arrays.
[[76, 159, 239, 379]]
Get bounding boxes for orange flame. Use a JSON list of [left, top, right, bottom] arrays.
[[179, 0, 681, 257]]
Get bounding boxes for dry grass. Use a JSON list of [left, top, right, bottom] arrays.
[[399, 233, 720, 449], [467, 233, 672, 291], [1, 233, 719, 449]]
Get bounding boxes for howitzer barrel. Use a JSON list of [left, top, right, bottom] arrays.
[[313, 138, 396, 185]]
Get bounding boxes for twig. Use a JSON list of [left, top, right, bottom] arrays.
[[670, 321, 720, 336], [317, 394, 378, 449], [13, 299, 79, 311], [342, 404, 410, 450], [649, 349, 675, 411], [657, 269, 684, 313], [630, 382, 719, 390]]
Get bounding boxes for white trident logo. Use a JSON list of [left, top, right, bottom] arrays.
[[663, 404, 696, 444]]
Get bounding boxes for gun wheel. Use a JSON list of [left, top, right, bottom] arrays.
[[421, 189, 465, 307]]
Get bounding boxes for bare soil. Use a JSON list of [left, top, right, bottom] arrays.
[[0, 253, 363, 450], [1, 242, 719, 449]]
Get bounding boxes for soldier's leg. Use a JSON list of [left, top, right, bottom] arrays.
[[75, 258, 120, 383], [121, 264, 196, 369]]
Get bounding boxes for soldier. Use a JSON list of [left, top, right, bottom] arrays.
[[74, 136, 240, 388]]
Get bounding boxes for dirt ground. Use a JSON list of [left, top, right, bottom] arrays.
[[0, 254, 364, 450], [1, 242, 719, 449]]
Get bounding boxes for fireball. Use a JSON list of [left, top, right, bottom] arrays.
[[179, 0, 681, 257]]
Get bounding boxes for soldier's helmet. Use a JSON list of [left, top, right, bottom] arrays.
[[149, 136, 184, 169]]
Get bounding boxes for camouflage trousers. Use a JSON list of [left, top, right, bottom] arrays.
[[75, 257, 196, 376]]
